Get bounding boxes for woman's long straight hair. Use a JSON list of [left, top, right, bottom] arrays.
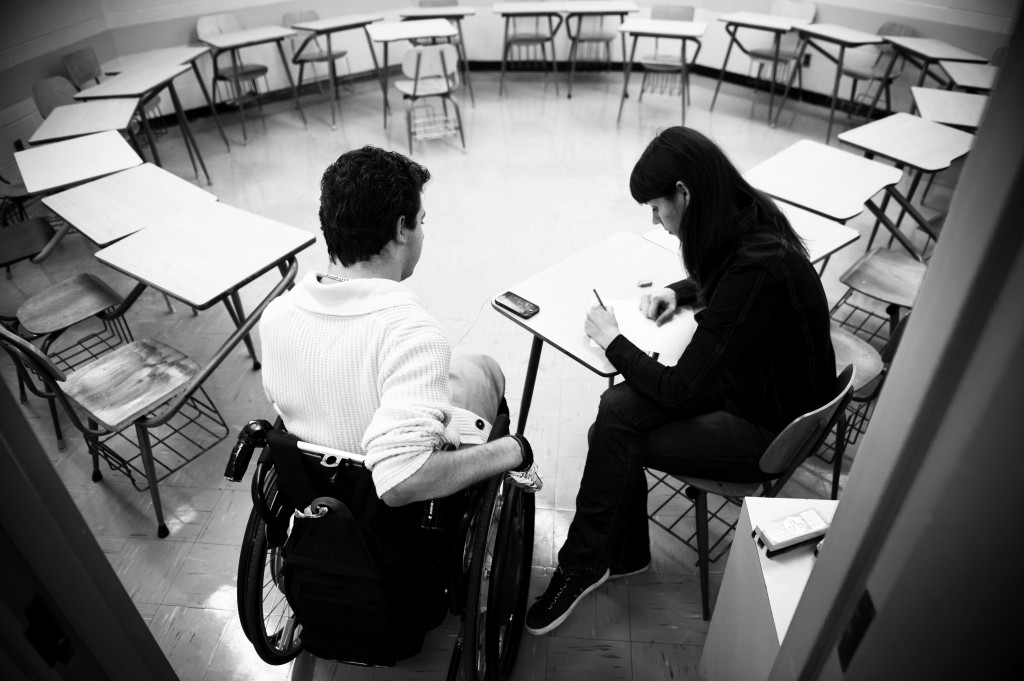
[[629, 127, 807, 301]]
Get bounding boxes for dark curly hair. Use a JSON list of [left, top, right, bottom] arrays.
[[319, 146, 431, 266]]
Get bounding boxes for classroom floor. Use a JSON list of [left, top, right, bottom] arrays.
[[1, 68, 955, 681]]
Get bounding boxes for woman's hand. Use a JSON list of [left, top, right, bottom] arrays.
[[585, 304, 620, 349], [639, 288, 678, 326]]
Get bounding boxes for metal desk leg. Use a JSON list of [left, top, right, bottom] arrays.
[[168, 82, 211, 185], [228, 49, 248, 143], [223, 292, 260, 370], [191, 60, 230, 151], [825, 45, 847, 142], [276, 40, 305, 127], [327, 34, 339, 129], [500, 18, 511, 96], [382, 43, 390, 129], [455, 20, 474, 106], [617, 36, 639, 124], [768, 33, 782, 121], [363, 27, 388, 127], [680, 41, 687, 125], [138, 104, 162, 166], [772, 36, 810, 127], [516, 336, 544, 436], [710, 27, 738, 111]]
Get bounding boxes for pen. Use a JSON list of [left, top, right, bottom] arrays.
[[593, 288, 607, 310]]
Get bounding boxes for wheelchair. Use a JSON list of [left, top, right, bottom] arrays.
[[225, 412, 534, 681]]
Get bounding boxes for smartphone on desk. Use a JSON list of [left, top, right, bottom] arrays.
[[495, 291, 539, 319]]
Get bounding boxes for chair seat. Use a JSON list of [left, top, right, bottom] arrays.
[[576, 31, 616, 42], [841, 63, 899, 81], [0, 218, 55, 269], [840, 247, 927, 309], [748, 47, 802, 62], [830, 324, 884, 392], [508, 33, 554, 44], [640, 55, 683, 72], [671, 473, 763, 499], [395, 78, 451, 97], [63, 338, 200, 432], [294, 48, 349, 63], [17, 273, 122, 335], [215, 63, 269, 80]]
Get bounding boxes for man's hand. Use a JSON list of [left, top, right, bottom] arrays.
[[639, 288, 678, 326], [585, 303, 620, 349]]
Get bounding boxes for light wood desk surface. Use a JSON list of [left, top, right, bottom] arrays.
[[618, 17, 707, 39], [399, 6, 477, 19], [101, 45, 210, 75], [911, 87, 988, 131], [94, 201, 314, 310], [494, 231, 693, 378], [28, 99, 139, 144], [292, 13, 382, 33], [717, 11, 809, 32], [15, 130, 142, 194], [199, 25, 296, 50], [940, 61, 998, 91], [42, 163, 217, 247], [643, 203, 860, 268], [884, 36, 986, 64], [837, 112, 974, 172], [366, 18, 458, 42], [494, 1, 638, 16], [744, 139, 902, 223], [74, 63, 190, 100]]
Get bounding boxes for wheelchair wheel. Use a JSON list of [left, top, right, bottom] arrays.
[[461, 477, 535, 681], [238, 505, 304, 664]]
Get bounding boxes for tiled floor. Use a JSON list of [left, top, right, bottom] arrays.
[[1, 68, 954, 680]]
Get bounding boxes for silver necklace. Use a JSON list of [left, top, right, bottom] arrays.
[[321, 272, 349, 283]]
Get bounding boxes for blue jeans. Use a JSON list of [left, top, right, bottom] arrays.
[[558, 381, 777, 575]]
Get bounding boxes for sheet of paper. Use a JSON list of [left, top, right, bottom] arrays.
[[590, 298, 695, 366]]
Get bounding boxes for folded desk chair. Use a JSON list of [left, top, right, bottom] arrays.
[[499, 0, 564, 96], [644, 365, 855, 620], [283, 9, 352, 121]]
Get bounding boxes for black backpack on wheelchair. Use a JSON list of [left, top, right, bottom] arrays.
[[225, 412, 535, 680]]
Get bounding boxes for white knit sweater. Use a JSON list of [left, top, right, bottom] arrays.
[[260, 272, 488, 498]]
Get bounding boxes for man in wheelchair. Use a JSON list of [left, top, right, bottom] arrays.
[[260, 145, 541, 504], [246, 145, 541, 677]]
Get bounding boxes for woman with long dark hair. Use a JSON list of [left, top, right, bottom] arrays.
[[526, 126, 836, 635]]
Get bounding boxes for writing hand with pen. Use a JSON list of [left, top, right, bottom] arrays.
[[585, 289, 619, 350]]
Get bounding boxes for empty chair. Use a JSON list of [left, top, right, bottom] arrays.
[[31, 76, 78, 119], [645, 365, 855, 620], [283, 10, 351, 118], [408, 0, 475, 104], [841, 22, 916, 121], [197, 13, 271, 139], [394, 44, 465, 155], [565, 13, 618, 98], [746, 1, 817, 102], [830, 247, 925, 347], [499, 0, 563, 96], [820, 316, 908, 499], [639, 5, 696, 104]]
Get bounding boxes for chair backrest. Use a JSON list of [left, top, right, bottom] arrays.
[[770, 0, 817, 22], [877, 21, 915, 38], [0, 324, 66, 384], [61, 47, 103, 89], [759, 365, 856, 478], [31, 76, 78, 119], [197, 13, 244, 40], [652, 4, 695, 21], [402, 44, 460, 91], [283, 9, 318, 26]]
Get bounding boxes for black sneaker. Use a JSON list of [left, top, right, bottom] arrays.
[[525, 567, 610, 636], [608, 559, 650, 581]]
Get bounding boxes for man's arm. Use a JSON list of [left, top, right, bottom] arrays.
[[380, 436, 525, 507]]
